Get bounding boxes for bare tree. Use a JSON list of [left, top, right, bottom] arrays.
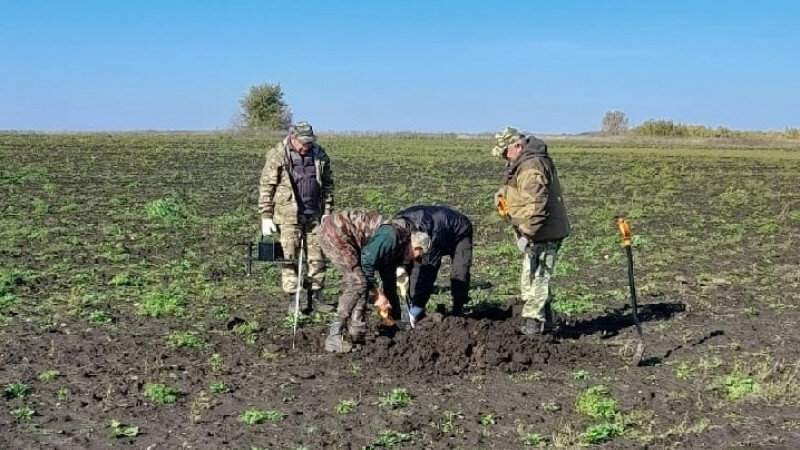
[[601, 110, 629, 135]]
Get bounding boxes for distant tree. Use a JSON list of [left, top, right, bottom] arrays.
[[239, 83, 293, 131], [601, 110, 629, 135]]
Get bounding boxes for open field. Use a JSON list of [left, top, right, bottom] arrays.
[[1, 133, 800, 448]]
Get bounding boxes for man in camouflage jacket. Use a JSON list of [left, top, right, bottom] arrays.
[[259, 122, 334, 312], [492, 126, 570, 336], [318, 211, 431, 353]]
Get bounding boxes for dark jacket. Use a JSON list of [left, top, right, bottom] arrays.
[[394, 205, 473, 264], [502, 137, 570, 242]]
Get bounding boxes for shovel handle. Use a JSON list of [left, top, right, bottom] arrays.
[[616, 217, 632, 247]]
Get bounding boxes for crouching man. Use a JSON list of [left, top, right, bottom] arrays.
[[318, 211, 431, 352], [392, 205, 473, 326]]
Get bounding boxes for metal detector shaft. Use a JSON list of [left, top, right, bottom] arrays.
[[292, 237, 305, 349]]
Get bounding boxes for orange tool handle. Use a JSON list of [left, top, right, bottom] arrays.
[[616, 217, 632, 247]]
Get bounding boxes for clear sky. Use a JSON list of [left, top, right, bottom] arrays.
[[2, 1, 798, 133]]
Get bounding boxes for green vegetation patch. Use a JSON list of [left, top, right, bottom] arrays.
[[238, 408, 286, 425], [145, 197, 192, 227], [575, 385, 620, 420], [142, 383, 181, 404], [139, 289, 185, 317]]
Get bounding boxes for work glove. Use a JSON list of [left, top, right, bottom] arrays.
[[516, 235, 530, 254], [493, 189, 504, 207], [261, 218, 277, 236]]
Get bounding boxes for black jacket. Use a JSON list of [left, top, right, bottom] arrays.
[[394, 205, 473, 263]]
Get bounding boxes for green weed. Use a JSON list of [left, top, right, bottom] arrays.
[[716, 374, 759, 400], [575, 385, 619, 420], [110, 420, 139, 438], [88, 310, 112, 323], [208, 353, 225, 371], [209, 381, 229, 394], [166, 331, 205, 349], [232, 320, 260, 344], [142, 383, 181, 404], [582, 422, 623, 444], [334, 398, 356, 414], [145, 197, 191, 227], [37, 369, 61, 382], [138, 289, 185, 317], [4, 381, 30, 399], [480, 412, 496, 426], [9, 406, 35, 421], [373, 429, 412, 448], [379, 388, 412, 408], [521, 432, 547, 446], [238, 408, 286, 425]]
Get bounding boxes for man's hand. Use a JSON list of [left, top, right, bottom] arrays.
[[261, 218, 277, 236], [516, 235, 530, 254]]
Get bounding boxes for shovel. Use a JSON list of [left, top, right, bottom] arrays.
[[617, 217, 646, 366]]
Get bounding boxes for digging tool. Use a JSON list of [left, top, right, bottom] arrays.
[[617, 217, 646, 366], [291, 235, 305, 349]]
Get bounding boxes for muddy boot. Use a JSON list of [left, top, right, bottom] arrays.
[[520, 318, 545, 337], [542, 302, 554, 333], [349, 308, 367, 344], [286, 292, 300, 315], [308, 290, 335, 314], [324, 318, 352, 353]]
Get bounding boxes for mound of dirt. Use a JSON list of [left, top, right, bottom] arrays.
[[363, 314, 599, 375]]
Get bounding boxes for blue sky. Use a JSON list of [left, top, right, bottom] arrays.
[[1, 1, 798, 133]]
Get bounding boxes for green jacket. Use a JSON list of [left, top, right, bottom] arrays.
[[501, 137, 570, 243], [258, 138, 334, 224], [360, 223, 411, 290]]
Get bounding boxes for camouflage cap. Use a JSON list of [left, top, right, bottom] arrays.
[[290, 121, 316, 144], [491, 126, 524, 157], [410, 231, 432, 255]]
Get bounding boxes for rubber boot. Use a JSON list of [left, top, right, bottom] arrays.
[[349, 307, 367, 344], [324, 318, 352, 353], [520, 318, 544, 337], [309, 290, 335, 314], [542, 301, 554, 333], [286, 292, 300, 315]]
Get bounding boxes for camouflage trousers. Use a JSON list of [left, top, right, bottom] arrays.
[[277, 214, 326, 293], [318, 220, 369, 337], [520, 240, 562, 320]]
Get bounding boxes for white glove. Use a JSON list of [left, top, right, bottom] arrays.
[[261, 218, 277, 236], [493, 189, 504, 207], [516, 235, 530, 254]]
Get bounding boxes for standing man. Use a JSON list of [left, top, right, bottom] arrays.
[[259, 121, 335, 313], [492, 127, 570, 336], [393, 205, 473, 325]]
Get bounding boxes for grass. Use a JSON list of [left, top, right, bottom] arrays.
[[138, 289, 185, 317], [145, 197, 192, 227], [372, 429, 412, 448], [2, 133, 800, 447]]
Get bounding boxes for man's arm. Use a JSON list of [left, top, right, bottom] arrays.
[[360, 225, 396, 289], [514, 166, 549, 237], [258, 144, 284, 219], [319, 148, 334, 216]]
